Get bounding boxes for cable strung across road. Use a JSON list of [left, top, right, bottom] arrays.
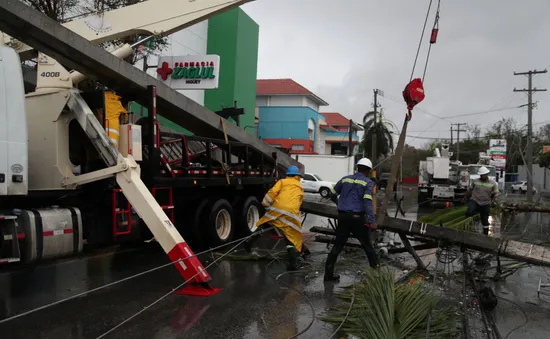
[[0, 227, 274, 326], [95, 229, 273, 339]]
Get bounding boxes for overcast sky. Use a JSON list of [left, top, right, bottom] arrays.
[[242, 0, 550, 147]]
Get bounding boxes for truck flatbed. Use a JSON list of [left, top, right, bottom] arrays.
[[0, 0, 300, 173]]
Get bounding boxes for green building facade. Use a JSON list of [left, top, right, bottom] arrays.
[[204, 8, 259, 134], [129, 8, 259, 137]]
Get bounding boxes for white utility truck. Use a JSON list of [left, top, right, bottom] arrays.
[[0, 0, 301, 295], [417, 144, 468, 206]]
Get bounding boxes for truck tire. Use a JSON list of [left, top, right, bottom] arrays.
[[236, 196, 262, 237], [206, 199, 234, 247], [319, 187, 330, 198]]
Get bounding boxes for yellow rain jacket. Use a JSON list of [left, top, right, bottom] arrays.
[[104, 91, 127, 147], [256, 176, 304, 252]]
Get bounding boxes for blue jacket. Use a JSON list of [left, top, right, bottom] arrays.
[[330, 172, 375, 224]]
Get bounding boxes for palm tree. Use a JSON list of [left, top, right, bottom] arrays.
[[360, 109, 396, 163]]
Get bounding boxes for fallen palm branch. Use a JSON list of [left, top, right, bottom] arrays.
[[417, 205, 500, 232], [323, 268, 459, 339]]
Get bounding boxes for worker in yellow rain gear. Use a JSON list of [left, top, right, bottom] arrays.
[[244, 165, 305, 271]]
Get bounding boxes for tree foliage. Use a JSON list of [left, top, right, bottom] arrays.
[[23, 0, 168, 65], [359, 110, 396, 163]]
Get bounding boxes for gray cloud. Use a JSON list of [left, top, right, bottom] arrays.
[[243, 0, 550, 147]]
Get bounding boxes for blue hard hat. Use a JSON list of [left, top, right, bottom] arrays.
[[286, 165, 301, 176]]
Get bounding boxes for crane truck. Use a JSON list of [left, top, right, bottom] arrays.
[[0, 0, 300, 296]]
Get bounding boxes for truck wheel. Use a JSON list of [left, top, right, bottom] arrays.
[[237, 196, 262, 236], [319, 187, 330, 198], [206, 199, 234, 247]]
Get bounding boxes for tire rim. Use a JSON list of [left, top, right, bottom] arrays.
[[321, 189, 328, 197], [246, 205, 260, 232], [215, 209, 232, 240]]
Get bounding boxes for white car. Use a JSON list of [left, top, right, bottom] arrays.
[[510, 181, 537, 194], [301, 173, 336, 197]]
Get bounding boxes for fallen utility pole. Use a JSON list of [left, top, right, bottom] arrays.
[[451, 123, 466, 162], [302, 198, 550, 268], [514, 69, 547, 202], [502, 203, 550, 213]]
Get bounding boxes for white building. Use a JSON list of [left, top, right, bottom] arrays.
[[134, 21, 208, 105]]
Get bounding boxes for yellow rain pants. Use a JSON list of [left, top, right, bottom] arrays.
[[256, 176, 304, 252]]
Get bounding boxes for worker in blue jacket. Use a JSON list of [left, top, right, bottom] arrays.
[[324, 157, 379, 282]]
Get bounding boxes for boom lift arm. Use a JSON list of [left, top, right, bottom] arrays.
[[5, 0, 254, 60]]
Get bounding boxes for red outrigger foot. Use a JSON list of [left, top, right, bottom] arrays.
[[175, 282, 222, 297], [271, 235, 283, 240]]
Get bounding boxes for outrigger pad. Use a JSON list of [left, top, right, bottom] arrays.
[[175, 282, 223, 297], [402, 78, 425, 111]]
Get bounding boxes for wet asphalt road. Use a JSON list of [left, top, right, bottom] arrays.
[[1, 190, 550, 338]]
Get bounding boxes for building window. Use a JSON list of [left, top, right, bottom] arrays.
[[271, 144, 282, 148], [291, 144, 304, 151], [308, 119, 315, 141]]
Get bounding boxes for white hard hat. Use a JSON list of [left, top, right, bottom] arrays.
[[478, 166, 490, 175], [357, 158, 373, 169]]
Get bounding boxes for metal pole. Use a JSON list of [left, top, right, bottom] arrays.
[[527, 73, 534, 201], [371, 89, 378, 164], [514, 69, 547, 202], [348, 119, 353, 156]]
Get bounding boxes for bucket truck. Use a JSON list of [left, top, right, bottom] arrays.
[[0, 0, 299, 296], [417, 144, 468, 206]]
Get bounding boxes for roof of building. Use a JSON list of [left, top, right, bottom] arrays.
[[256, 79, 328, 106], [321, 112, 363, 130]]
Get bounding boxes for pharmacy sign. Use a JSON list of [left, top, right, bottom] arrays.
[[156, 55, 220, 90]]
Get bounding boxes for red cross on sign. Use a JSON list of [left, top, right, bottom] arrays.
[[157, 61, 173, 81]]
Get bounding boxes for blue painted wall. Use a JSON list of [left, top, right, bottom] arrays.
[[258, 107, 323, 145], [324, 131, 360, 141]]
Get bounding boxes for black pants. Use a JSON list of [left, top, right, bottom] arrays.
[[325, 212, 379, 277], [465, 200, 490, 235]]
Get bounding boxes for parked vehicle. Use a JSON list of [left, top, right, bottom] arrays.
[[301, 173, 336, 197], [511, 181, 537, 194]]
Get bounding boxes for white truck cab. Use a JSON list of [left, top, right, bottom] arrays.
[[301, 173, 336, 197], [0, 45, 28, 196]]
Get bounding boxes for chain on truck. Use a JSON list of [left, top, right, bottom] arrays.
[[0, 0, 301, 295]]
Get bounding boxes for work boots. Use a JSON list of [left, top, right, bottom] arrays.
[[287, 246, 299, 271]]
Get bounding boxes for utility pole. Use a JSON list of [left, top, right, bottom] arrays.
[[371, 89, 379, 165], [450, 123, 466, 161], [514, 69, 547, 202], [450, 126, 453, 145]]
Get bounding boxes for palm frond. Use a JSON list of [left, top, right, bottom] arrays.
[[323, 268, 459, 339]]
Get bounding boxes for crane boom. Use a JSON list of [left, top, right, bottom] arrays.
[[6, 0, 253, 59]]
